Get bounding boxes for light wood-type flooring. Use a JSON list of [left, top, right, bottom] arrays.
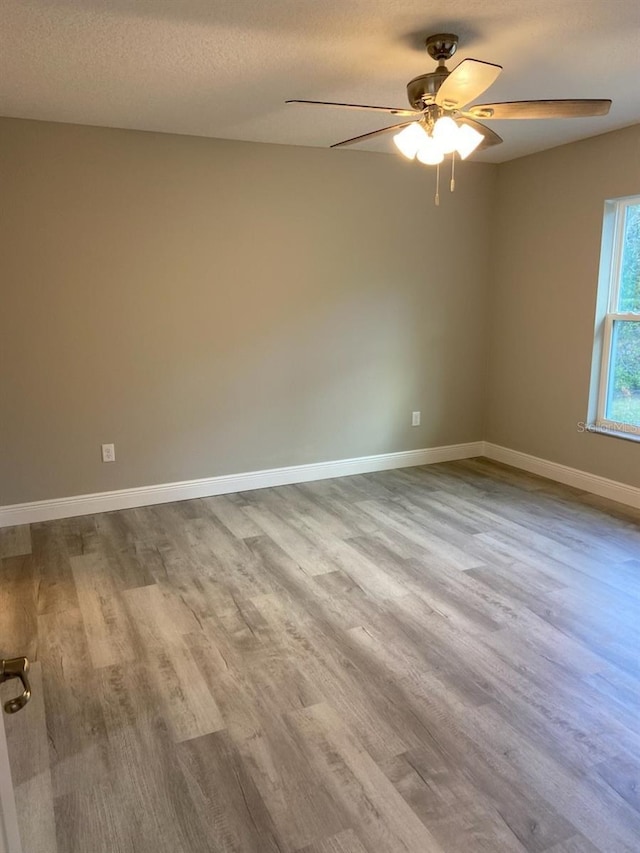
[[1, 458, 640, 852]]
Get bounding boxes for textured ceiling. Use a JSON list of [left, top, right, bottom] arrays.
[[2, 0, 639, 162]]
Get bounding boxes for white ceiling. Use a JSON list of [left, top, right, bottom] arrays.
[[2, 0, 639, 162]]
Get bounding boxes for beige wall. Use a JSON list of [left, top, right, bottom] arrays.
[[486, 124, 640, 487], [0, 118, 496, 504]]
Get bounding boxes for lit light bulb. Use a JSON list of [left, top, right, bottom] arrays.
[[393, 123, 429, 159], [455, 123, 484, 159], [432, 116, 460, 154], [416, 136, 444, 165]]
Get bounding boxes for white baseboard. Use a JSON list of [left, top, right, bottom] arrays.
[[3, 440, 637, 528], [483, 443, 640, 509], [0, 441, 484, 528]]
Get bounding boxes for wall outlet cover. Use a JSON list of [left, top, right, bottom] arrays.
[[101, 443, 116, 463]]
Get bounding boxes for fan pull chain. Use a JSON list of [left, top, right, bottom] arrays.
[[435, 162, 440, 206], [450, 152, 456, 192]]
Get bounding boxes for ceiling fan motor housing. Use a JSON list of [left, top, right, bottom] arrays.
[[406, 68, 449, 110]]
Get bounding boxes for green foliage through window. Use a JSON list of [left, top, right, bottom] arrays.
[[599, 200, 640, 430], [607, 321, 640, 427], [619, 203, 640, 313]]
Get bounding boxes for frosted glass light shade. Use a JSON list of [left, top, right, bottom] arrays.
[[393, 123, 429, 159], [456, 123, 484, 159], [416, 137, 444, 165], [432, 116, 460, 154]]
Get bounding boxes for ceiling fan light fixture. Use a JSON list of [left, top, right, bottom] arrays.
[[393, 122, 428, 159], [416, 136, 445, 165], [455, 123, 484, 159], [288, 32, 612, 207], [432, 116, 460, 154]]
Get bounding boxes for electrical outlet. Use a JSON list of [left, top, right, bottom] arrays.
[[411, 411, 421, 427], [101, 443, 116, 463]]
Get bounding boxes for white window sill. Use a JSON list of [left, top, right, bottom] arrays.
[[581, 422, 640, 444]]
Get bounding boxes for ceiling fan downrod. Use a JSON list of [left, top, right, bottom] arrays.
[[407, 32, 458, 110]]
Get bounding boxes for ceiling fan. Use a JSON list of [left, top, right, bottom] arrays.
[[286, 33, 611, 202]]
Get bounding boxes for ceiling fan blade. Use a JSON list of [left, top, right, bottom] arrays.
[[466, 99, 612, 120], [330, 119, 419, 149], [286, 99, 418, 117], [457, 116, 503, 149], [435, 59, 502, 110]]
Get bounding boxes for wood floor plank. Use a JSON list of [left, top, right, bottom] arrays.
[[93, 511, 157, 589], [0, 554, 39, 660], [286, 702, 446, 853], [379, 751, 530, 852], [236, 709, 349, 850], [355, 499, 485, 571], [448, 700, 640, 851], [401, 715, 580, 852], [95, 662, 214, 852], [249, 590, 410, 761], [123, 584, 225, 742], [54, 783, 132, 853], [245, 503, 343, 577], [70, 552, 137, 668], [37, 607, 111, 796], [594, 754, 640, 813], [31, 522, 80, 615], [201, 493, 268, 540], [544, 835, 602, 852], [0, 524, 32, 558], [297, 828, 370, 853], [176, 729, 283, 852]]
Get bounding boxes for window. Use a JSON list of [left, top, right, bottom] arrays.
[[591, 196, 640, 438]]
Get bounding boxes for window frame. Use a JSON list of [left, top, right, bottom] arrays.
[[592, 195, 640, 441]]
